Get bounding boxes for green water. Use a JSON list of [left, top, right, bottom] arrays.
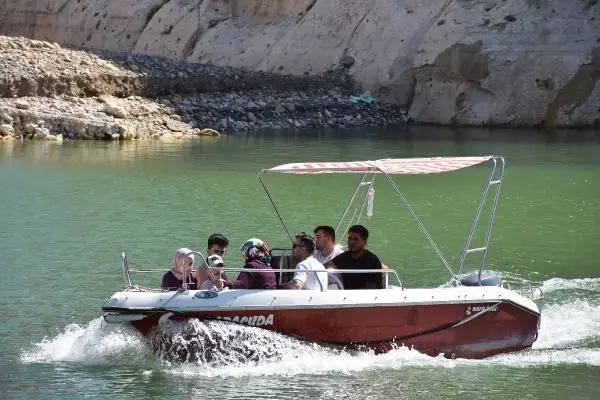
[[1, 127, 599, 399]]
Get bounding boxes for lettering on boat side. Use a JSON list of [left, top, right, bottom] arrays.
[[194, 291, 218, 299], [215, 314, 274, 326], [466, 305, 499, 315]]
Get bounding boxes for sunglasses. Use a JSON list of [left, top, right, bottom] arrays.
[[292, 243, 305, 249]]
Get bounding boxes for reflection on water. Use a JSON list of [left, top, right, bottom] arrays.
[[2, 126, 599, 167], [0, 139, 221, 165]]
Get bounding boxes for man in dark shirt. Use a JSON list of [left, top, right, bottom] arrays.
[[327, 225, 383, 289]]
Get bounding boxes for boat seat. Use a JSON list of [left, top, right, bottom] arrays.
[[271, 253, 342, 290], [327, 271, 344, 290], [270, 254, 297, 285]]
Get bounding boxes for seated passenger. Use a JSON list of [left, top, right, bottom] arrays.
[[325, 225, 383, 290], [161, 248, 197, 290], [196, 233, 230, 285], [207, 238, 276, 290], [279, 233, 328, 291], [313, 225, 345, 289], [313, 225, 343, 264], [200, 254, 228, 291]]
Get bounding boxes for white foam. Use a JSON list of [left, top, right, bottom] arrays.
[[485, 348, 600, 367], [20, 317, 147, 365], [533, 299, 600, 349], [542, 277, 600, 293], [167, 345, 455, 378], [166, 345, 600, 378]]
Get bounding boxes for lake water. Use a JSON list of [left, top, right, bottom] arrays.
[[1, 127, 599, 399]]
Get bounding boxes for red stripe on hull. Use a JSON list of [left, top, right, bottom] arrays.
[[130, 302, 539, 359]]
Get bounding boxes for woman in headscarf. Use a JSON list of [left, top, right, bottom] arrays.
[[161, 248, 197, 290], [209, 238, 276, 290]]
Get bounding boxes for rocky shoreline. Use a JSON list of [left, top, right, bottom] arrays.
[[0, 36, 408, 141]]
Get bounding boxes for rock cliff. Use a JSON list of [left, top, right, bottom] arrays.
[[1, 36, 406, 141], [0, 0, 598, 127]]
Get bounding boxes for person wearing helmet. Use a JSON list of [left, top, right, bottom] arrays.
[[207, 238, 276, 290]]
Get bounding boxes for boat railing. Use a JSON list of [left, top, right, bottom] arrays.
[[120, 252, 132, 289], [119, 251, 403, 292], [502, 277, 543, 308], [519, 280, 544, 303]]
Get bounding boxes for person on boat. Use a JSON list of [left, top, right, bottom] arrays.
[[161, 247, 197, 290], [279, 233, 328, 291], [200, 254, 228, 291], [325, 225, 383, 290], [313, 225, 343, 264], [207, 238, 277, 290], [314, 225, 345, 289], [196, 233, 230, 285]]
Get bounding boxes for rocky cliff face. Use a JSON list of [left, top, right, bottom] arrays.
[[1, 0, 598, 127]]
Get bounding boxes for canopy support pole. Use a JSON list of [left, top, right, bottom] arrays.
[[379, 168, 457, 282], [457, 156, 505, 276], [335, 173, 374, 238], [258, 172, 293, 242]]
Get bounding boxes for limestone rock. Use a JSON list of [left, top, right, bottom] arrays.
[[15, 100, 30, 110], [103, 102, 128, 118], [0, 111, 14, 124], [339, 55, 355, 68], [164, 118, 189, 132], [0, 124, 14, 136]]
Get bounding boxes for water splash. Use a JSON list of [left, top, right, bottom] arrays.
[[534, 300, 600, 349], [162, 346, 452, 378], [20, 317, 149, 365], [542, 277, 600, 293], [150, 318, 317, 365], [485, 348, 600, 367]]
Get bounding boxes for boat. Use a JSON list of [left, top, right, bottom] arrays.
[[102, 156, 543, 359]]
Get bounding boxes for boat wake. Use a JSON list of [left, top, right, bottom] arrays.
[[20, 277, 600, 374]]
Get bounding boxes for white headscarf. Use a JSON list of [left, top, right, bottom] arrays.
[[170, 248, 194, 280]]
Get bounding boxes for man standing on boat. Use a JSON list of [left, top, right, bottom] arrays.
[[325, 225, 383, 290], [313, 225, 343, 264], [279, 233, 328, 291]]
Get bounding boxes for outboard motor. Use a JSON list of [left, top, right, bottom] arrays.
[[458, 270, 502, 287]]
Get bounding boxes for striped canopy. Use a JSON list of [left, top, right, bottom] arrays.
[[264, 156, 493, 175]]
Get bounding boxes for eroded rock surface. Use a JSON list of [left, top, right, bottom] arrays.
[[1, 0, 598, 127], [0, 36, 407, 141]]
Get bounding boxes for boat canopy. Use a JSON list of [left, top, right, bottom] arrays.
[[263, 156, 493, 175]]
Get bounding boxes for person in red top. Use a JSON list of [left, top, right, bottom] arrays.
[[207, 238, 276, 290]]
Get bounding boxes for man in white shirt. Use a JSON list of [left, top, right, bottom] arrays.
[[279, 233, 328, 291], [313, 225, 343, 264], [313, 225, 345, 288]]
